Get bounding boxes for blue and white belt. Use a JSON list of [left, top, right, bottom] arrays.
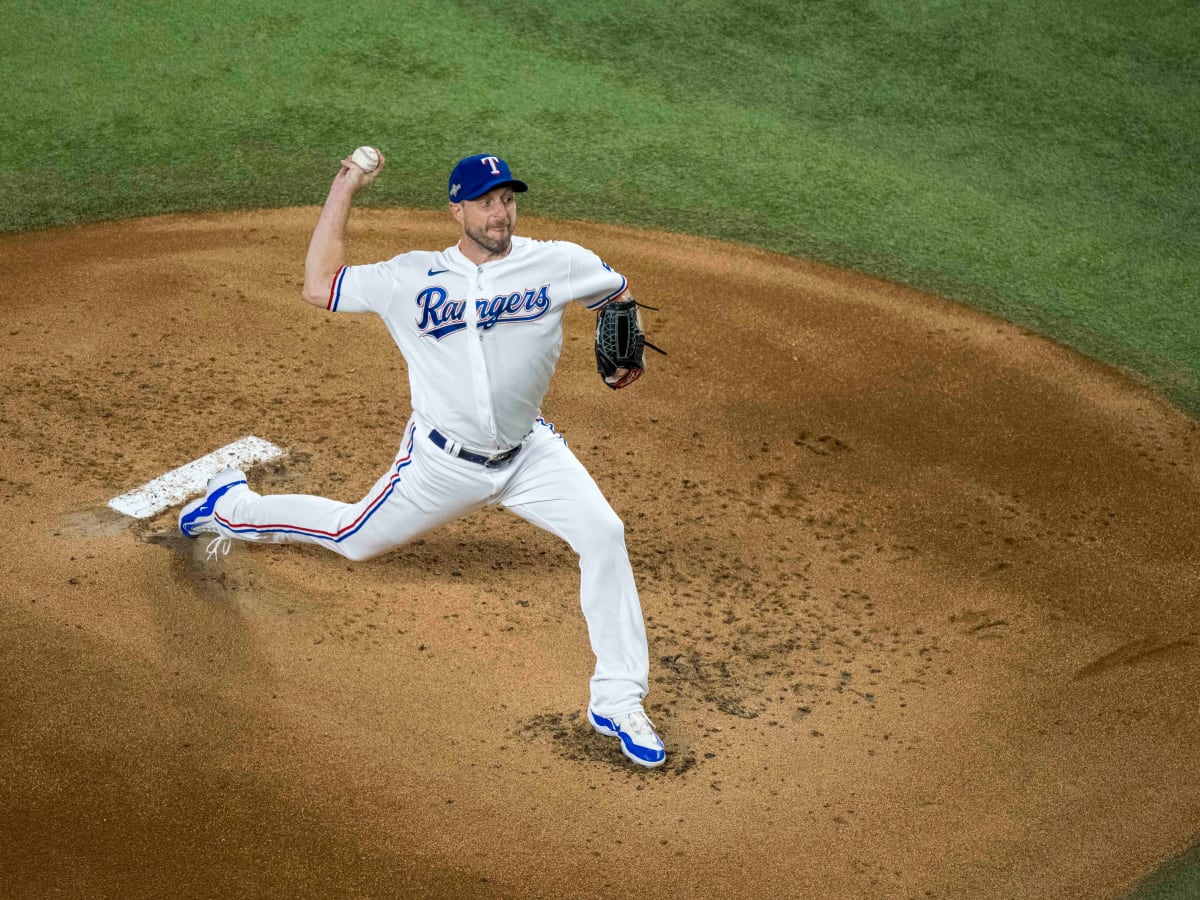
[[429, 429, 522, 468]]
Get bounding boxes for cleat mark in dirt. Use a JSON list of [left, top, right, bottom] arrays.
[[1073, 637, 1197, 680]]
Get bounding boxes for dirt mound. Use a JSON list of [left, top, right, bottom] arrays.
[[2, 208, 1197, 898]]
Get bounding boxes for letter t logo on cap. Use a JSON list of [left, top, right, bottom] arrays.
[[481, 156, 502, 175]]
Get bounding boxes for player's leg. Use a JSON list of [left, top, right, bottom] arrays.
[[495, 420, 650, 716], [191, 420, 491, 561]]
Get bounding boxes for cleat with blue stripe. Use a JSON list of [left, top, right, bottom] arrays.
[[587, 707, 666, 768], [179, 467, 248, 538]]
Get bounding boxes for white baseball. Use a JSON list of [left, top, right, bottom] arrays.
[[351, 146, 380, 173]]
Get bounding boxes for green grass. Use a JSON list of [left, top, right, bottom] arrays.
[[1127, 842, 1200, 899], [2, 0, 1197, 419]]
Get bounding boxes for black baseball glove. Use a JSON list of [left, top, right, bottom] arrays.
[[594, 297, 665, 389]]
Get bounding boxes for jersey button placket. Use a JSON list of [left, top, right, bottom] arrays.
[[467, 269, 500, 450]]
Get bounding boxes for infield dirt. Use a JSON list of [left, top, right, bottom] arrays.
[[1, 209, 1198, 898]]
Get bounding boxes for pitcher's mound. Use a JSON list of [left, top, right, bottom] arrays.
[[1, 208, 1197, 898]]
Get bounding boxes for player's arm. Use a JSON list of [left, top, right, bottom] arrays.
[[607, 287, 633, 305], [301, 151, 386, 309]]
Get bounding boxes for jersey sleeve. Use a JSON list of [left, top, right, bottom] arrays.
[[326, 261, 394, 314], [564, 242, 628, 310]]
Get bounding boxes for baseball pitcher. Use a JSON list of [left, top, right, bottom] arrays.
[[179, 150, 666, 768]]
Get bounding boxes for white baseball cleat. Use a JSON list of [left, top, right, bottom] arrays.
[[587, 707, 666, 768], [179, 467, 248, 559]]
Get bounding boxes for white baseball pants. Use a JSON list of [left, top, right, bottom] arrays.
[[209, 415, 650, 715]]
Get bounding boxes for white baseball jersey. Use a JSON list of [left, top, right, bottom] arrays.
[[327, 236, 627, 452]]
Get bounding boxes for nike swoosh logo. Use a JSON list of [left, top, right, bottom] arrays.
[[428, 267, 449, 276]]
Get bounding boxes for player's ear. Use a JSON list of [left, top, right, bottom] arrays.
[[448, 201, 463, 225]]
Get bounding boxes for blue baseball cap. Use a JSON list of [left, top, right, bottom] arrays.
[[448, 153, 528, 202]]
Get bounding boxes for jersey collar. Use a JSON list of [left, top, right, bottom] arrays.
[[446, 236, 526, 271]]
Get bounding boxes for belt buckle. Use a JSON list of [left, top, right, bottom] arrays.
[[484, 446, 519, 468]]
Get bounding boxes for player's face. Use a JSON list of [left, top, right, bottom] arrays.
[[453, 186, 517, 261]]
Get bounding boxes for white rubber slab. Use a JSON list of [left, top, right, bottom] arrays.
[[108, 436, 285, 519]]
